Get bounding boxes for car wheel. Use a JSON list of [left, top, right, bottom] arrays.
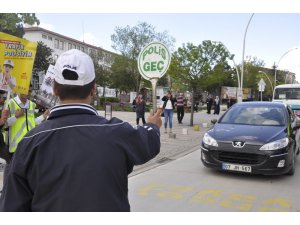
[[286, 150, 295, 176]]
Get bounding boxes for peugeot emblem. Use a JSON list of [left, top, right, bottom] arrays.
[[232, 141, 245, 148]]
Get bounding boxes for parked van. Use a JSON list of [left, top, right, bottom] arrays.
[[272, 84, 300, 110]]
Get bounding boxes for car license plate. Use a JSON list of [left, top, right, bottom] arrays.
[[222, 163, 252, 173]]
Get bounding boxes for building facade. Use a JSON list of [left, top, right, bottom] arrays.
[[23, 26, 118, 89]]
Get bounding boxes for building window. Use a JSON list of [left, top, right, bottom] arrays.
[[48, 36, 52, 41], [81, 46, 84, 52], [33, 79, 39, 90], [73, 44, 76, 49], [54, 39, 59, 49], [59, 41, 64, 50], [42, 34, 47, 39], [68, 43, 72, 50]]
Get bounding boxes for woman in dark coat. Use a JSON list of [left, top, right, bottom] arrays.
[[213, 96, 220, 115], [135, 95, 146, 125]]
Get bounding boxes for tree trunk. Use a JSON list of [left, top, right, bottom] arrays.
[[189, 89, 195, 126]]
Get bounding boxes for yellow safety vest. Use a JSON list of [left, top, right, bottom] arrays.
[[6, 99, 36, 153]]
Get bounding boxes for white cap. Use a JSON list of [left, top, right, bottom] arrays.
[[4, 59, 14, 68], [54, 49, 95, 86]]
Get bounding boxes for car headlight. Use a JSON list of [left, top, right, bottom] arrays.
[[259, 137, 289, 151], [203, 133, 218, 147]]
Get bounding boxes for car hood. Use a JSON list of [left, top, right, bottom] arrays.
[[209, 123, 287, 144]]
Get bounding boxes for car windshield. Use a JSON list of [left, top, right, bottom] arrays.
[[220, 105, 285, 126]]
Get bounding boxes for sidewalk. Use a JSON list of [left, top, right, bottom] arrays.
[[103, 108, 224, 176]]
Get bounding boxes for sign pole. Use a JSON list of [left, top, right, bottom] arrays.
[[150, 78, 158, 113]]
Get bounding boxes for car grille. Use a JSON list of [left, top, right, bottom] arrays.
[[211, 151, 266, 165]]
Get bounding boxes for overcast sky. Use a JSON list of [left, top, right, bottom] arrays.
[[34, 13, 300, 81]]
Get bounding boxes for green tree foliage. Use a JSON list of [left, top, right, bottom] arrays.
[[33, 41, 53, 73], [110, 56, 136, 94], [201, 64, 236, 95], [91, 51, 114, 96], [169, 41, 231, 125], [95, 65, 111, 92], [111, 22, 175, 92], [0, 13, 39, 38], [242, 56, 266, 99]]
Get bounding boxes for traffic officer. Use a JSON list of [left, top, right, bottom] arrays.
[[0, 49, 162, 212], [5, 86, 49, 155]]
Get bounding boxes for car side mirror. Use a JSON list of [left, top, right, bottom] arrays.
[[292, 118, 300, 130], [211, 119, 218, 124]]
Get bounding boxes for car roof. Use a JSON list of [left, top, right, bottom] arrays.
[[233, 101, 286, 108], [274, 84, 300, 88]]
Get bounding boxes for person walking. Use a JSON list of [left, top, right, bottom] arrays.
[[206, 95, 213, 114], [213, 96, 220, 115], [0, 49, 162, 212], [135, 94, 146, 125], [176, 93, 185, 124], [162, 91, 176, 133], [132, 96, 137, 112]]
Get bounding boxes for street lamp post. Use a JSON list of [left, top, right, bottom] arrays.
[[274, 47, 299, 87], [258, 71, 274, 93], [241, 13, 254, 101]]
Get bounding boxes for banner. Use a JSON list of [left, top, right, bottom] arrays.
[[41, 64, 55, 95], [221, 86, 237, 99], [32, 64, 58, 109], [0, 32, 37, 94]]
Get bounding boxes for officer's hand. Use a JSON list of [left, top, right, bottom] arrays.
[[15, 109, 24, 118], [43, 109, 50, 119], [147, 108, 162, 128]]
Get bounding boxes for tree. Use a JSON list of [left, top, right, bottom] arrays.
[[0, 13, 39, 38], [110, 56, 136, 94], [169, 41, 231, 125], [91, 50, 114, 97], [33, 41, 54, 73], [242, 56, 266, 99], [111, 22, 175, 93]]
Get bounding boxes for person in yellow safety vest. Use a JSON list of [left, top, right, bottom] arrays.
[[5, 87, 49, 154]]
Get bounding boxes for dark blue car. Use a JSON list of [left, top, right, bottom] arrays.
[[201, 101, 300, 175]]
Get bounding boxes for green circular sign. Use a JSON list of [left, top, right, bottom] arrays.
[[138, 42, 171, 80]]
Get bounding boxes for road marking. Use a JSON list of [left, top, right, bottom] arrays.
[[189, 189, 223, 204], [220, 194, 256, 211], [135, 182, 296, 211], [259, 198, 293, 212]]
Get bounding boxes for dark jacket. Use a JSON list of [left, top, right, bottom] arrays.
[[162, 95, 176, 110], [0, 104, 160, 212], [135, 101, 146, 118]]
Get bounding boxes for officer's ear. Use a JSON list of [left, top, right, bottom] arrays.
[[90, 84, 96, 97], [52, 82, 59, 97]]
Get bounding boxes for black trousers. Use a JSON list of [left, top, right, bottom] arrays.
[[136, 117, 146, 125], [177, 107, 184, 123]]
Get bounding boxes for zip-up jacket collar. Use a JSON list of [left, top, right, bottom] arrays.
[[48, 103, 98, 120]]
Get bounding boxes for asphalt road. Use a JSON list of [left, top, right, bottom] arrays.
[[129, 149, 300, 212]]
